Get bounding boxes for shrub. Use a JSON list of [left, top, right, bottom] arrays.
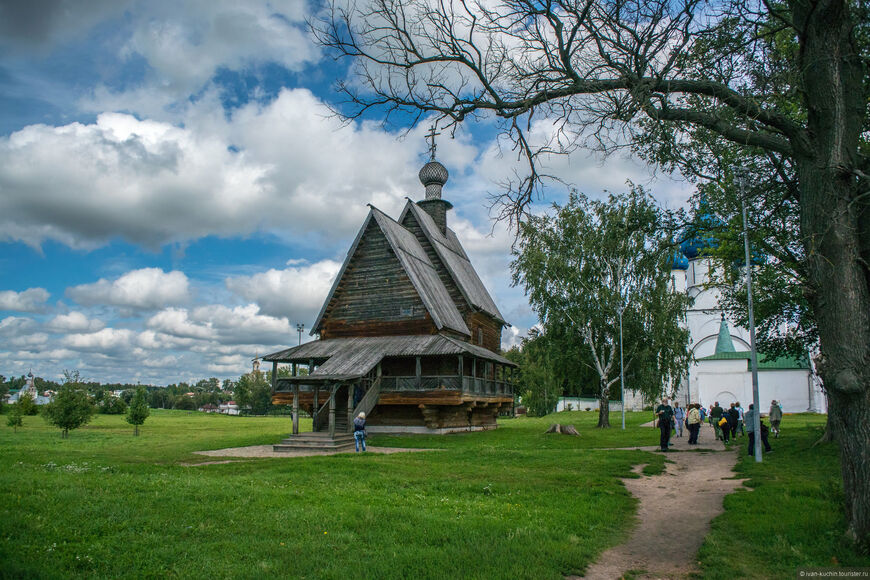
[[6, 404, 23, 432], [17, 392, 39, 416], [42, 384, 95, 438], [100, 396, 128, 415]]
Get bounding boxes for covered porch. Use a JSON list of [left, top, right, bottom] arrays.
[[263, 334, 517, 437]]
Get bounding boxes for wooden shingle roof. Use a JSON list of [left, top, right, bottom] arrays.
[[400, 201, 506, 324], [264, 334, 516, 380], [311, 206, 471, 336]]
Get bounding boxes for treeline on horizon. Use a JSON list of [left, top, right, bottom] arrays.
[[0, 369, 295, 416]]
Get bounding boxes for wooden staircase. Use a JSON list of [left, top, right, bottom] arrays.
[[273, 379, 381, 453], [272, 431, 356, 452]]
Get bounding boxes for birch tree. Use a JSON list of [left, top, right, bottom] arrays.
[[512, 187, 690, 427]]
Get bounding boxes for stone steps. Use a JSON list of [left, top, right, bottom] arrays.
[[273, 432, 356, 453]]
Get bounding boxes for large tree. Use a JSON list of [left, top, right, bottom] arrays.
[[512, 188, 690, 427], [314, 0, 869, 546]]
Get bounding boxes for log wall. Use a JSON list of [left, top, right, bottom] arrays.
[[321, 220, 436, 339]]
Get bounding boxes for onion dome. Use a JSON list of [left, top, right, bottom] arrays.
[[670, 250, 689, 270], [680, 197, 721, 259], [419, 160, 449, 200]]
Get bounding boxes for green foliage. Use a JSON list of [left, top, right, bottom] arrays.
[[507, 330, 578, 416], [42, 374, 95, 438], [171, 395, 196, 411], [235, 372, 272, 415], [148, 388, 171, 409], [6, 404, 23, 432], [99, 396, 127, 415], [16, 392, 39, 416], [125, 387, 150, 436], [512, 187, 691, 425]]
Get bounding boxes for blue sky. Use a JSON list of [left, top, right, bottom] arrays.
[[0, 0, 692, 385]]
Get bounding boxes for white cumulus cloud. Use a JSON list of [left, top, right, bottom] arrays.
[[0, 288, 50, 312], [225, 259, 340, 320], [46, 311, 106, 333], [67, 268, 190, 310]]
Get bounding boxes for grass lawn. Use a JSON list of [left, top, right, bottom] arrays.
[[0, 410, 661, 579], [699, 414, 870, 579], [1, 409, 866, 578]]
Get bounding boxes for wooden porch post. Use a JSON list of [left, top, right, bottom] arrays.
[[271, 361, 277, 394], [292, 384, 299, 435], [313, 386, 319, 431], [347, 382, 354, 433], [328, 384, 337, 438], [415, 356, 422, 389], [291, 362, 299, 435], [472, 357, 477, 392], [458, 355, 464, 391]]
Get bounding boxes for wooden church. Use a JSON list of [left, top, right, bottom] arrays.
[[264, 150, 516, 450]]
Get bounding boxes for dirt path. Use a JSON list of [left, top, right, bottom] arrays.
[[577, 424, 747, 580], [187, 444, 438, 462]]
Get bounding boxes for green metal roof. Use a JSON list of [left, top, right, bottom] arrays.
[[696, 350, 809, 370], [714, 315, 736, 354]]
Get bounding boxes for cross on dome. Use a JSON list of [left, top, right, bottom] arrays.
[[425, 125, 440, 161]]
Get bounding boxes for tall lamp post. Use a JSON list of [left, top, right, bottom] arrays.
[[618, 303, 626, 430], [296, 323, 304, 346], [739, 174, 763, 462]]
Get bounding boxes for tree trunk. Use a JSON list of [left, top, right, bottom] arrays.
[[597, 382, 610, 428], [134, 425, 139, 437], [794, 0, 870, 551]]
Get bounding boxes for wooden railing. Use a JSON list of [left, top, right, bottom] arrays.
[[276, 375, 514, 402], [378, 375, 513, 396], [351, 376, 382, 423]]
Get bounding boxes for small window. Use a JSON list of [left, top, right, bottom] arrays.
[[478, 328, 483, 345], [400, 307, 413, 317]]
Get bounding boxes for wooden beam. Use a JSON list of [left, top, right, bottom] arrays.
[[415, 356, 421, 389], [292, 384, 299, 435], [328, 384, 337, 438], [313, 387, 319, 431], [347, 383, 354, 433], [271, 361, 278, 394]]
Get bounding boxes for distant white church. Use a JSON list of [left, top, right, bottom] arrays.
[[620, 220, 825, 414], [668, 235, 825, 414], [7, 370, 53, 405]]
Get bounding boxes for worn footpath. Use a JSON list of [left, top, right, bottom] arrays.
[[577, 424, 747, 580]]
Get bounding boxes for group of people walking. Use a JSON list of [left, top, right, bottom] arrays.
[[655, 398, 783, 455]]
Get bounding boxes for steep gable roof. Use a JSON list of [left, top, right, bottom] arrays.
[[399, 201, 506, 324], [312, 206, 470, 337]]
